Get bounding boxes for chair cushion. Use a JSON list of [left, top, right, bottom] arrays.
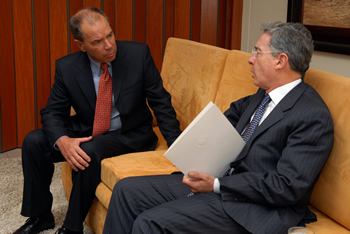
[[306, 206, 350, 234], [100, 150, 179, 192], [304, 69, 350, 230], [215, 50, 258, 112]]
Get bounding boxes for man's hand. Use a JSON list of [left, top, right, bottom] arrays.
[[56, 136, 92, 172], [182, 171, 215, 194]]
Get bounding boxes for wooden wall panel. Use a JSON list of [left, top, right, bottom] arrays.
[[115, 0, 133, 41], [83, 0, 101, 8], [174, 0, 191, 40], [134, 0, 146, 43], [49, 0, 68, 85], [34, 0, 51, 128], [200, 0, 218, 46], [218, 0, 227, 48], [191, 0, 201, 42], [70, 0, 83, 54], [231, 0, 243, 50], [103, 0, 115, 34], [0, 0, 17, 151], [226, 0, 233, 49], [0, 0, 243, 151], [13, 0, 35, 146], [146, 0, 164, 71], [164, 0, 174, 46]]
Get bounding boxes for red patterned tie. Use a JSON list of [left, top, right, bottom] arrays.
[[92, 63, 113, 138]]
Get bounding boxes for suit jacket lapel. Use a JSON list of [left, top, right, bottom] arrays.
[[111, 41, 128, 105], [235, 81, 307, 162], [75, 52, 96, 110]]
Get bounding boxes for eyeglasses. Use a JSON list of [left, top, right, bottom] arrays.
[[251, 47, 280, 57]]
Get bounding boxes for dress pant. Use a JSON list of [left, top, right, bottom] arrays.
[[21, 128, 134, 232], [103, 174, 251, 234]]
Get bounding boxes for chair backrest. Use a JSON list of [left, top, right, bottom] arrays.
[[161, 37, 229, 131], [304, 69, 350, 230], [215, 50, 258, 112]]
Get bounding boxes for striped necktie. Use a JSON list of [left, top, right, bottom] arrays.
[[241, 94, 271, 143]]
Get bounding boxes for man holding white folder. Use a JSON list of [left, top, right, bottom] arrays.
[[103, 21, 334, 234]]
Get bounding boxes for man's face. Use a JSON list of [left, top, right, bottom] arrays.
[[248, 33, 279, 92], [75, 16, 117, 63]]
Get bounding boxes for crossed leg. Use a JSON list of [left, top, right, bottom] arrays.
[[103, 174, 250, 234]]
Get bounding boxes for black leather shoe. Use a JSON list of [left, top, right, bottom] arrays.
[[55, 227, 83, 234], [13, 213, 55, 234]]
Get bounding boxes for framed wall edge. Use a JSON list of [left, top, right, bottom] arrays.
[[287, 0, 350, 55]]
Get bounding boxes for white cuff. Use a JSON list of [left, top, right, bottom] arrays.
[[213, 178, 220, 193]]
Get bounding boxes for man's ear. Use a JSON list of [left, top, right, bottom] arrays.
[[275, 53, 288, 70], [74, 39, 86, 52]]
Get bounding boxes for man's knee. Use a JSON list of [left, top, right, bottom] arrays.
[[80, 140, 99, 157], [22, 129, 54, 165], [78, 142, 103, 172], [132, 211, 165, 233], [112, 177, 136, 196], [22, 129, 48, 150], [79, 139, 112, 166], [109, 177, 144, 208]]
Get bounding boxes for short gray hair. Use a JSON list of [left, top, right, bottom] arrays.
[[261, 21, 314, 77], [70, 7, 110, 42]]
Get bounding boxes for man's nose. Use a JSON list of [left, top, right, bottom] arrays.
[[104, 40, 112, 50], [248, 55, 254, 65]]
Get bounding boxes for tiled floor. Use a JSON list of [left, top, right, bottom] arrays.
[[0, 148, 21, 159]]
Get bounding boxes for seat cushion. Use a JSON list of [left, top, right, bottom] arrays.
[[306, 206, 350, 234], [100, 150, 179, 192]]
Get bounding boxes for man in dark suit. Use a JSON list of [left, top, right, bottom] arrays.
[[102, 22, 334, 234], [14, 7, 181, 234]]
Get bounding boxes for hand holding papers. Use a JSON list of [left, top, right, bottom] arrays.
[[164, 102, 245, 179]]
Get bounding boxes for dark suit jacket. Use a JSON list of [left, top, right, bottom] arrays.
[[221, 82, 334, 233], [40, 41, 181, 152]]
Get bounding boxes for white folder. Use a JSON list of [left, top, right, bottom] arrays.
[[164, 101, 245, 179]]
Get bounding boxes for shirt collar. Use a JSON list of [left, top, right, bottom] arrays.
[[268, 79, 302, 106], [87, 54, 112, 76]]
